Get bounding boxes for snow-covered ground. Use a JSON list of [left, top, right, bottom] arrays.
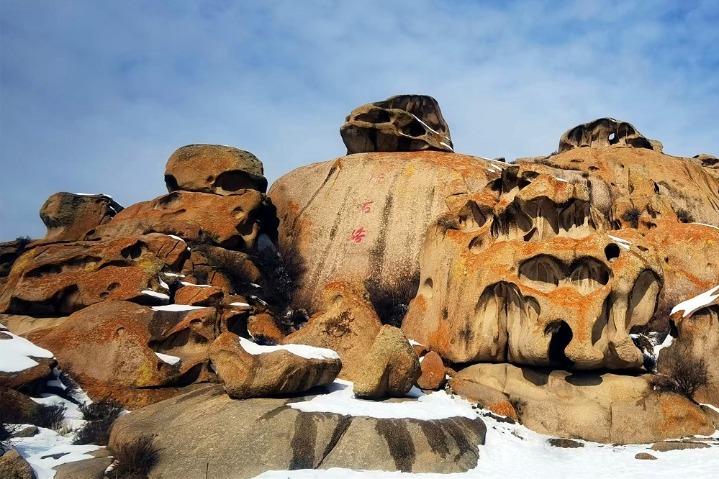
[[256, 385, 719, 479]]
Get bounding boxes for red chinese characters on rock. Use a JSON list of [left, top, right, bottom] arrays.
[[350, 228, 366, 243], [359, 200, 374, 213]]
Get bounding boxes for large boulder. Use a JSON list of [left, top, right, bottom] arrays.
[[0, 449, 36, 479], [0, 234, 188, 315], [558, 118, 655, 152], [209, 332, 341, 399], [38, 192, 123, 243], [26, 301, 188, 407], [340, 95, 453, 154], [402, 168, 662, 370], [354, 325, 420, 398], [109, 383, 486, 478], [450, 363, 715, 444], [164, 144, 268, 194], [86, 190, 277, 251], [269, 151, 502, 311], [282, 282, 382, 381]]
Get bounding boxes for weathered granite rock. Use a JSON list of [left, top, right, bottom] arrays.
[[109, 384, 486, 478], [0, 234, 187, 315], [209, 332, 340, 399], [416, 351, 446, 391], [450, 363, 714, 444], [86, 190, 277, 251], [165, 144, 268, 194], [269, 151, 502, 311], [0, 449, 36, 479], [341, 95, 453, 154], [26, 301, 186, 408], [354, 325, 420, 399], [282, 282, 382, 381], [558, 118, 655, 152], [39, 192, 123, 243]]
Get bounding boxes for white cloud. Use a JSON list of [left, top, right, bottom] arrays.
[[1, 0, 717, 239]]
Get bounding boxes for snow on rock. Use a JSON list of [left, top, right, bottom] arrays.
[[140, 290, 170, 301], [239, 337, 339, 360], [180, 281, 213, 288], [692, 222, 719, 231], [151, 304, 209, 312], [155, 352, 181, 365], [653, 332, 674, 358], [670, 285, 719, 318], [254, 408, 719, 479], [607, 234, 632, 250], [289, 379, 473, 420], [230, 302, 252, 309], [11, 427, 100, 479], [0, 326, 54, 373]]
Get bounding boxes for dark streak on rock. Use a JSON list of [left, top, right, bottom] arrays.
[[418, 419, 450, 458], [290, 413, 319, 469], [375, 419, 416, 472]]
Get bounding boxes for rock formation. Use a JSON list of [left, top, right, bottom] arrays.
[[1, 98, 718, 478], [340, 94, 453, 154]]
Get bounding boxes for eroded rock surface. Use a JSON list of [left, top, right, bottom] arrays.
[[558, 118, 655, 152], [39, 192, 123, 243], [450, 363, 714, 444], [209, 332, 340, 399], [165, 144, 268, 194], [109, 384, 486, 478], [340, 95, 453, 154]]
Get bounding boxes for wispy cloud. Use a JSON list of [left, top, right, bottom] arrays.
[[1, 0, 717, 239]]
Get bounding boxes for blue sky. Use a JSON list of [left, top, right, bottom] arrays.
[[1, 0, 717, 240]]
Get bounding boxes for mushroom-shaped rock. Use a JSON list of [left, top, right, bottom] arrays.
[[354, 325, 420, 399], [209, 332, 341, 399], [165, 144, 268, 194], [282, 282, 383, 381], [558, 118, 654, 152], [40, 192, 123, 243], [340, 95, 453, 154]]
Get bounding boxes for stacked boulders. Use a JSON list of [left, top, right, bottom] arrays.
[[0, 144, 324, 408]]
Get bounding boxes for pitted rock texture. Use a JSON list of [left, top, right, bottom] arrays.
[[558, 118, 654, 152], [109, 384, 486, 478], [39, 192, 123, 243], [209, 332, 341, 399], [283, 282, 382, 381], [86, 190, 277, 251], [401, 164, 662, 369], [353, 325, 420, 399], [165, 144, 268, 194], [269, 151, 503, 311], [340, 95, 453, 154], [450, 363, 714, 444], [517, 143, 719, 229], [0, 234, 188, 315], [26, 301, 187, 408]]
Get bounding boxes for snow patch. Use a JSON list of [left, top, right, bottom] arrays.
[[239, 337, 339, 360], [0, 327, 54, 373], [155, 352, 181, 365], [607, 234, 632, 250], [692, 222, 719, 231], [151, 304, 209, 312], [670, 285, 719, 318], [140, 290, 170, 300], [289, 380, 475, 420], [230, 302, 251, 309], [180, 281, 213, 288], [11, 428, 100, 479]]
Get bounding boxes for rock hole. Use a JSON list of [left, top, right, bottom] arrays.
[[420, 278, 433, 298], [213, 170, 257, 192], [402, 118, 427, 138], [121, 242, 144, 260], [468, 236, 484, 253], [458, 202, 487, 232], [546, 320, 574, 368], [164, 174, 179, 191], [604, 243, 620, 261], [356, 108, 391, 124]]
